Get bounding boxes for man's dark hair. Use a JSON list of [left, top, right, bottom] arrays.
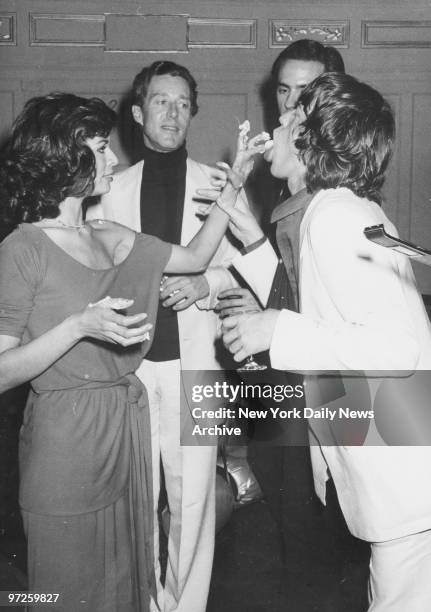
[[0, 92, 116, 228], [296, 72, 395, 204], [271, 38, 345, 82], [131, 61, 198, 116]]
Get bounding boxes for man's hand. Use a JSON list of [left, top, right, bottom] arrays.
[[221, 309, 280, 363], [215, 287, 262, 319], [160, 275, 210, 311], [207, 166, 227, 190], [196, 199, 264, 248]]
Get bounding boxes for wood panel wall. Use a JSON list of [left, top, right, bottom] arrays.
[[1, 0, 431, 290]]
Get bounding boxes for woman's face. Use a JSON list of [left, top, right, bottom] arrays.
[[85, 136, 118, 196], [265, 107, 306, 180]]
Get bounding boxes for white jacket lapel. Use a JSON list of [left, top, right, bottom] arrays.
[[180, 159, 211, 245], [101, 160, 143, 231]]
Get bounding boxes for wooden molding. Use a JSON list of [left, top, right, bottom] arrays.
[[105, 14, 188, 53], [362, 21, 431, 48], [270, 19, 349, 48], [0, 13, 16, 46], [27, 12, 258, 52], [29, 13, 105, 47], [188, 18, 257, 48]]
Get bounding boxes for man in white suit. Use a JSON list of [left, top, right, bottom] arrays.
[[224, 73, 431, 611], [88, 60, 246, 612]]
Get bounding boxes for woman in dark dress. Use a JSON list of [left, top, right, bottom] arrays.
[[0, 93, 262, 611]]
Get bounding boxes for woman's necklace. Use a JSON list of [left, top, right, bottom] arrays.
[[40, 218, 87, 230]]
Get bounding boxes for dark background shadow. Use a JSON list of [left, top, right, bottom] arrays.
[[244, 74, 287, 233]]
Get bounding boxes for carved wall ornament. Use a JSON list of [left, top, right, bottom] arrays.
[[270, 20, 349, 48]]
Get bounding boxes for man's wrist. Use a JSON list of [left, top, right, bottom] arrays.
[[240, 234, 267, 255], [197, 274, 210, 299]]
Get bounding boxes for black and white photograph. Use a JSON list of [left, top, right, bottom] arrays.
[[1, 1, 431, 611]]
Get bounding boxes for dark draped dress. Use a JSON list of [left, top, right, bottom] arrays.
[[0, 223, 171, 611]]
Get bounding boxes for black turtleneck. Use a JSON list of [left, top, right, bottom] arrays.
[[140, 143, 187, 362]]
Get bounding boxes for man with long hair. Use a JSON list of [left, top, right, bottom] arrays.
[[225, 72, 431, 610]]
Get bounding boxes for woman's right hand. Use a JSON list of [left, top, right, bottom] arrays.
[[74, 298, 152, 346]]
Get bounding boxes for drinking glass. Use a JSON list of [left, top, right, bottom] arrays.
[[218, 295, 267, 372]]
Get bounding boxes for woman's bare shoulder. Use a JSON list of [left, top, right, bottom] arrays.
[[87, 219, 136, 239], [87, 219, 137, 264]]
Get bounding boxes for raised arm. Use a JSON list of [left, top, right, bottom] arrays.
[[164, 128, 266, 274], [223, 195, 422, 371], [164, 184, 242, 273]]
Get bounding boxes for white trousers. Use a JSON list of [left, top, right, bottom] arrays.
[[368, 529, 431, 611], [137, 359, 217, 612]]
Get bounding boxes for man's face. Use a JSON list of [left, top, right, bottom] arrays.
[[266, 108, 306, 180], [132, 74, 192, 152], [276, 59, 324, 114]]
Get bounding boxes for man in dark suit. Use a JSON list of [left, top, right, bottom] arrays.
[[217, 40, 361, 610]]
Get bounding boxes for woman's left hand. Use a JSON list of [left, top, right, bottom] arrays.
[[232, 123, 270, 186], [198, 124, 269, 201], [193, 120, 268, 245]]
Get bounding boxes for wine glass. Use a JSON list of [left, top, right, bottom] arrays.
[[218, 294, 267, 372], [237, 353, 267, 372]]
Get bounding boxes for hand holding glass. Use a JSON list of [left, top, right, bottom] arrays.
[[216, 291, 267, 371]]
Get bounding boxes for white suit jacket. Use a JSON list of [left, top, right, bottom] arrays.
[[87, 158, 243, 370], [235, 187, 431, 542]]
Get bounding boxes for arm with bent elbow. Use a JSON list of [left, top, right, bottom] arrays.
[[223, 201, 424, 372], [164, 138, 265, 274], [0, 304, 152, 394]]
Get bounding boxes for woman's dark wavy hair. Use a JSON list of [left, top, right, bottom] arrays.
[[295, 73, 395, 204], [0, 92, 116, 230]]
